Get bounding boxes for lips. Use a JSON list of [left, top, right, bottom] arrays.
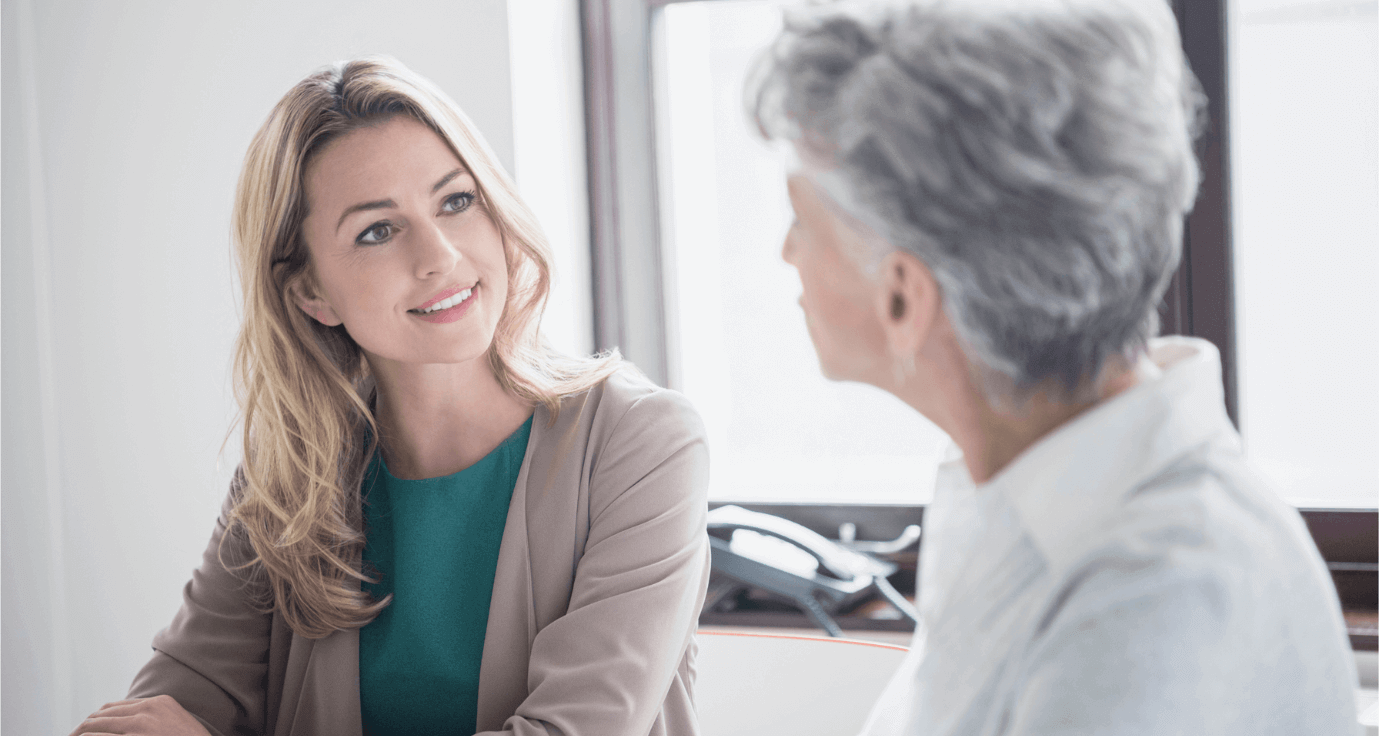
[[409, 282, 476, 313], [408, 283, 478, 324]]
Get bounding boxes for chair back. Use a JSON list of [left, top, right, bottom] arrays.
[[694, 630, 910, 736]]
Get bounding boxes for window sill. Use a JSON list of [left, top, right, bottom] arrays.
[[1348, 611, 1378, 651], [701, 594, 1379, 652]]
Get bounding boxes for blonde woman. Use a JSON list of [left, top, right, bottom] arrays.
[[68, 57, 709, 736]]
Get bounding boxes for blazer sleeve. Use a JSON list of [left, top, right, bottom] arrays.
[[126, 469, 273, 736], [483, 388, 711, 736]]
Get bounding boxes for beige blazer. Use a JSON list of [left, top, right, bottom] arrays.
[[128, 371, 711, 736]]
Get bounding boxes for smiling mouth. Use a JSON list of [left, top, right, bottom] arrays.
[[409, 286, 475, 314]]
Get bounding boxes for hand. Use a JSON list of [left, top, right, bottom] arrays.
[[67, 695, 213, 736]]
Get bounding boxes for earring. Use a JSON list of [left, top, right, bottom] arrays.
[[892, 353, 916, 385]]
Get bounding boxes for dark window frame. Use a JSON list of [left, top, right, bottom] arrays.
[[1164, 0, 1239, 428], [579, 0, 1377, 647]]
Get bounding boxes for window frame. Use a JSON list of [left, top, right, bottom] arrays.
[[578, 0, 1377, 647], [582, 0, 671, 387], [1164, 0, 1239, 427]]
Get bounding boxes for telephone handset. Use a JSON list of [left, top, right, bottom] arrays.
[[706, 505, 920, 637]]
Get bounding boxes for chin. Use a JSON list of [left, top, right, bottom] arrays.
[[812, 342, 881, 385], [440, 341, 497, 366], [811, 350, 847, 382], [361, 338, 495, 368]]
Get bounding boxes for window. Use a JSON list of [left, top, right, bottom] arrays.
[[655, 1, 951, 504], [1229, 0, 1378, 509], [585, 0, 1376, 508]]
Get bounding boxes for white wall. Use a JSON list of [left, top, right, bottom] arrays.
[[1, 1, 592, 732]]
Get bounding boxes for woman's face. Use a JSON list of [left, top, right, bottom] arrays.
[[296, 116, 508, 367], [782, 174, 890, 383]]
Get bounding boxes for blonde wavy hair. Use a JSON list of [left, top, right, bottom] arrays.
[[226, 56, 621, 638]]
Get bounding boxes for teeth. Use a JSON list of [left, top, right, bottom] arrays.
[[419, 288, 472, 314]]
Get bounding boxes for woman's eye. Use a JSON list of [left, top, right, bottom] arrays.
[[357, 222, 394, 245], [442, 191, 477, 214]]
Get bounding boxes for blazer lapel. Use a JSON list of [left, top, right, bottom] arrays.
[[270, 525, 367, 736], [275, 627, 363, 736], [475, 405, 543, 732]]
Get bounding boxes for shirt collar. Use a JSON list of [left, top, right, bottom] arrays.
[[979, 336, 1240, 575]]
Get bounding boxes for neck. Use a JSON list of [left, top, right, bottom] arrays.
[[889, 334, 1150, 485], [964, 362, 1148, 484], [366, 350, 533, 480], [964, 389, 1102, 485]]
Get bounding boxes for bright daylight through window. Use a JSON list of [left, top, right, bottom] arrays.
[[655, 0, 1378, 508], [655, 1, 952, 504], [1231, 0, 1377, 508]]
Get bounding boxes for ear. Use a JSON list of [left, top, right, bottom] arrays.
[[288, 277, 343, 327], [874, 248, 940, 363]]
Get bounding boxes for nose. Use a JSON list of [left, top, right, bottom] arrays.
[[414, 220, 462, 279], [781, 229, 799, 266]]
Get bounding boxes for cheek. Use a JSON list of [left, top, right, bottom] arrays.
[[802, 248, 878, 335], [472, 222, 510, 303], [324, 261, 389, 315], [484, 270, 510, 327], [445, 218, 511, 338], [454, 212, 507, 269]]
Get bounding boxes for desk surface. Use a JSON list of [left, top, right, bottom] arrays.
[[700, 624, 913, 647]]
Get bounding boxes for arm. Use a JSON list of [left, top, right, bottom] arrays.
[[123, 469, 274, 736], [481, 389, 711, 736]]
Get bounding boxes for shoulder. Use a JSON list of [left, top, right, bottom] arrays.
[[544, 366, 707, 451], [1045, 445, 1347, 657], [1019, 491, 1356, 734], [1110, 443, 1326, 588], [526, 366, 708, 495], [597, 369, 705, 441], [1001, 443, 1356, 729], [580, 370, 708, 510]]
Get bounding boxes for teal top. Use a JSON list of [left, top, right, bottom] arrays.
[[358, 416, 533, 736]]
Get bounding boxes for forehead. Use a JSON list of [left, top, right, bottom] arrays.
[[304, 116, 462, 204], [787, 174, 846, 226], [787, 173, 822, 207]]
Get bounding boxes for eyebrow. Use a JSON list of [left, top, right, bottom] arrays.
[[335, 199, 396, 234], [430, 168, 465, 194], [334, 168, 470, 234]]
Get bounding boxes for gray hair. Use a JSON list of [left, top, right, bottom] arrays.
[[750, 0, 1206, 401]]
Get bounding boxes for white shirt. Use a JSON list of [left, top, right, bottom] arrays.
[[859, 337, 1359, 735]]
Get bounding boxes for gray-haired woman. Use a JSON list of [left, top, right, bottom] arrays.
[[750, 0, 1358, 733]]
